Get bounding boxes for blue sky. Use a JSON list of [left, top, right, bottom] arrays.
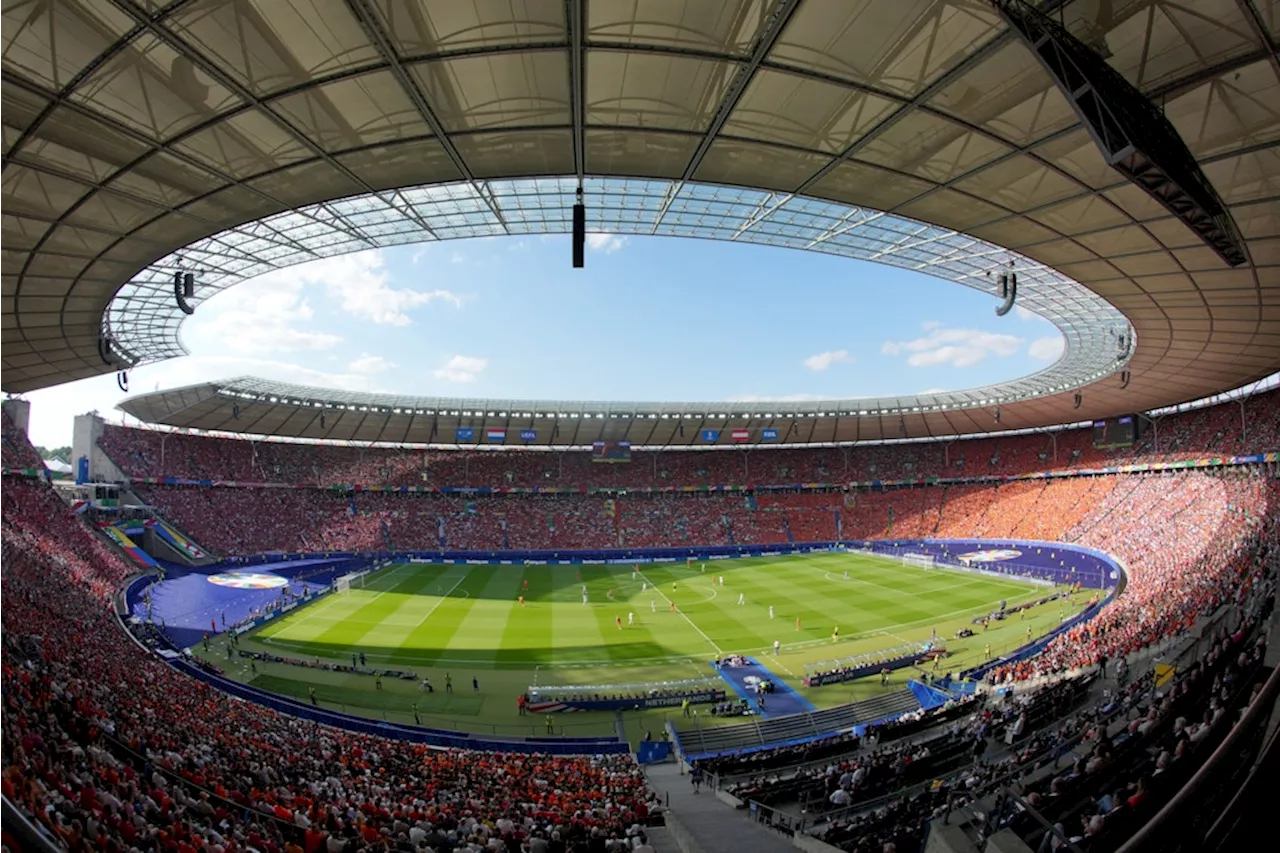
[[24, 233, 1063, 447]]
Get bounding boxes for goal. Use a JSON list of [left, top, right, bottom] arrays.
[[900, 553, 936, 570], [334, 570, 368, 593]]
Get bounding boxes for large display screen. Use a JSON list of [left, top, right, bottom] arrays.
[[1092, 416, 1138, 449], [592, 440, 632, 463]]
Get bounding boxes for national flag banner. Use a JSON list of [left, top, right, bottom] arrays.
[[456, 427, 475, 442], [761, 428, 779, 441], [520, 429, 537, 442], [731, 429, 750, 442], [487, 429, 507, 442], [701, 429, 720, 443]]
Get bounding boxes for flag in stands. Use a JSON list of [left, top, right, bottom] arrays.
[[731, 429, 749, 442], [487, 429, 506, 442]]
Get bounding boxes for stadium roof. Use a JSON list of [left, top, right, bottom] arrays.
[[5, 0, 1280, 443]]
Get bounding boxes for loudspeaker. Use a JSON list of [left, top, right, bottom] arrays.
[[572, 203, 585, 268]]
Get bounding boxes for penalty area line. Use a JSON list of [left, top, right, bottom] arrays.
[[415, 570, 472, 628], [636, 569, 723, 657], [364, 563, 424, 604]]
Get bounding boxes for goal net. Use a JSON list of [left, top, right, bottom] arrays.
[[900, 553, 936, 570], [334, 570, 368, 593]]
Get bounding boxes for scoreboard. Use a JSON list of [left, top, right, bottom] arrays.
[[1092, 415, 1140, 449], [592, 440, 631, 463]]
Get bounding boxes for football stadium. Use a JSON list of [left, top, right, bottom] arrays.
[[3, 3, 1280, 853]]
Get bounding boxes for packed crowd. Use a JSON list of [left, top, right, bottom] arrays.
[[97, 390, 1280, 488], [3, 408, 45, 470], [723, 693, 989, 808], [811, 589, 1272, 853], [988, 471, 1280, 682], [134, 465, 1274, 596], [2, 460, 659, 852], [994, 613, 1272, 852], [3, 394, 1277, 853], [135, 487, 844, 554], [124, 441, 1280, 702]]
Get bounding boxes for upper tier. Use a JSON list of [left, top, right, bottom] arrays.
[[98, 389, 1280, 488]]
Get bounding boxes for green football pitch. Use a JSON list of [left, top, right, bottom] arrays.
[[206, 552, 1083, 743]]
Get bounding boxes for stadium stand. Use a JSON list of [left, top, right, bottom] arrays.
[[804, 624, 1269, 853], [2, 434, 659, 853], [2, 408, 45, 471], [710, 556, 1274, 853], [3, 388, 1276, 853], [96, 391, 1280, 488]]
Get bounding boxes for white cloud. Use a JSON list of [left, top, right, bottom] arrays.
[[921, 320, 942, 330], [1015, 306, 1046, 322], [1028, 335, 1065, 361], [586, 232, 627, 253], [803, 349, 853, 371], [348, 353, 396, 374], [450, 252, 465, 264], [882, 326, 1024, 368], [183, 275, 341, 355], [293, 250, 462, 325], [432, 355, 487, 383]]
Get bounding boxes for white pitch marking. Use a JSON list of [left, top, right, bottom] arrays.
[[414, 571, 471, 628], [363, 562, 423, 604], [266, 592, 348, 631], [635, 569, 722, 656]]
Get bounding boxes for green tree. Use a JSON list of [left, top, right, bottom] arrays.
[[35, 445, 72, 463]]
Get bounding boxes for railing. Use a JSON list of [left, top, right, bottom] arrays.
[[1114, 659, 1280, 853], [3, 795, 64, 853], [795, 662, 1152, 838], [746, 800, 800, 838], [1202, 705, 1280, 850]]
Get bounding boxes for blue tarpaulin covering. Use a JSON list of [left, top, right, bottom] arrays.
[[713, 656, 815, 718]]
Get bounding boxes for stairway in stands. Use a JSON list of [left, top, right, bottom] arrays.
[[645, 763, 794, 853]]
